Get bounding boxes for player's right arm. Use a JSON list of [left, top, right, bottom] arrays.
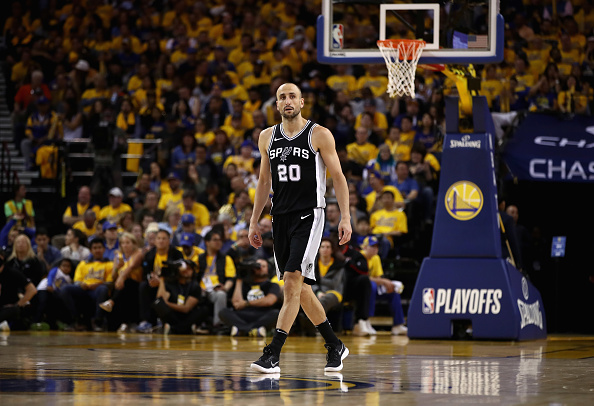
[[248, 127, 273, 249]]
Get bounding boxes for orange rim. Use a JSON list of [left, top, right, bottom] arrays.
[[377, 39, 426, 60]]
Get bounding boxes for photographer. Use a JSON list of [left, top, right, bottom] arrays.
[[137, 227, 183, 333], [219, 259, 281, 337], [153, 260, 208, 335]]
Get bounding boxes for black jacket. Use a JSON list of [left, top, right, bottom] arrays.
[[142, 246, 184, 278], [197, 252, 233, 286]]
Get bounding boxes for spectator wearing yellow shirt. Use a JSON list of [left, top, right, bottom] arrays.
[[158, 172, 184, 211], [98, 187, 133, 223], [198, 230, 237, 328], [523, 37, 550, 78], [558, 75, 589, 114], [59, 238, 113, 331], [177, 232, 204, 267], [370, 188, 408, 251], [559, 32, 584, 76], [360, 236, 408, 335], [237, 49, 263, 82], [216, 22, 242, 52], [225, 99, 255, 129], [385, 126, 408, 163], [111, 24, 143, 55], [327, 65, 357, 96], [127, 63, 150, 94], [354, 99, 388, 139], [347, 127, 379, 170], [260, 0, 285, 21], [81, 74, 110, 114], [219, 74, 249, 102], [242, 60, 272, 91], [10, 48, 39, 87], [180, 190, 210, 233], [244, 86, 264, 114], [364, 171, 405, 213], [229, 33, 255, 68], [194, 117, 215, 147], [481, 65, 504, 110], [397, 116, 417, 162], [510, 57, 536, 90], [73, 210, 99, 239], [224, 140, 256, 176], [357, 65, 389, 97]]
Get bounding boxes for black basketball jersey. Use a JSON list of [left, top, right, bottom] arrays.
[[267, 120, 326, 215]]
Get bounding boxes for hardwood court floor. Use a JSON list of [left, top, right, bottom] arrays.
[[0, 331, 593, 405]]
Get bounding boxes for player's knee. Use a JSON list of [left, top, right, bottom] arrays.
[[283, 272, 302, 297]]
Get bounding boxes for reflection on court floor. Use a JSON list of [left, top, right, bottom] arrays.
[[0, 332, 593, 405]]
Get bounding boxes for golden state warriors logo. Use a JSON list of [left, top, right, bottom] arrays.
[[445, 181, 483, 221]]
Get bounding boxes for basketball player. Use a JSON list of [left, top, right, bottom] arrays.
[[248, 83, 352, 374]]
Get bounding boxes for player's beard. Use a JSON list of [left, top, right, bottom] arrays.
[[281, 106, 300, 120]]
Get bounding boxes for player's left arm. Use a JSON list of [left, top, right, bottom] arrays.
[[313, 126, 352, 245]]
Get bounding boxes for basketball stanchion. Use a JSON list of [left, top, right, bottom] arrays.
[[406, 95, 547, 340]]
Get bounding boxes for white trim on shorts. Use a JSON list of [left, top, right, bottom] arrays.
[[300, 207, 324, 281]]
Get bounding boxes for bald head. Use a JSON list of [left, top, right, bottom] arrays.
[[276, 82, 302, 100]]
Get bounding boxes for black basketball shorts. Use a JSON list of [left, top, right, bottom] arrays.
[[272, 207, 325, 285]]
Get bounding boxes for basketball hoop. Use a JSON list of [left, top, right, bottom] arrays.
[[377, 39, 426, 98]]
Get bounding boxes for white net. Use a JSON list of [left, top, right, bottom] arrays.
[[377, 40, 426, 98]]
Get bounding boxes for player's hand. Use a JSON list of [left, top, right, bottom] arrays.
[[337, 218, 352, 246], [248, 223, 262, 249]]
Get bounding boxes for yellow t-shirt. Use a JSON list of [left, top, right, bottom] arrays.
[[73, 220, 97, 238], [346, 142, 379, 167], [158, 190, 184, 210], [223, 155, 255, 175], [481, 79, 504, 109], [370, 208, 408, 246], [357, 75, 389, 97], [365, 254, 384, 278], [364, 189, 404, 213], [64, 203, 101, 219], [98, 204, 132, 222], [115, 251, 143, 283], [74, 260, 114, 285], [326, 75, 357, 95], [154, 252, 168, 275], [181, 202, 211, 230], [177, 246, 204, 265]]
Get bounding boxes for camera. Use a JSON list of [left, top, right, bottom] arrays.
[[160, 260, 186, 279], [236, 261, 261, 279]]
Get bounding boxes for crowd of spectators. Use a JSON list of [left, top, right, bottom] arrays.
[[1, 0, 593, 334]]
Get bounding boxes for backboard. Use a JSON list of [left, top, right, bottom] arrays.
[[317, 0, 504, 65]]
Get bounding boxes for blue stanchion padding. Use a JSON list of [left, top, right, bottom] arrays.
[[430, 132, 501, 258], [408, 258, 547, 340], [408, 96, 547, 340]]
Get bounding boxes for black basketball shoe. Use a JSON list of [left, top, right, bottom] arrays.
[[250, 344, 281, 373], [324, 340, 349, 372]]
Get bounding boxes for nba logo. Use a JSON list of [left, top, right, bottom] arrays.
[[422, 288, 435, 314], [332, 24, 344, 49]]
